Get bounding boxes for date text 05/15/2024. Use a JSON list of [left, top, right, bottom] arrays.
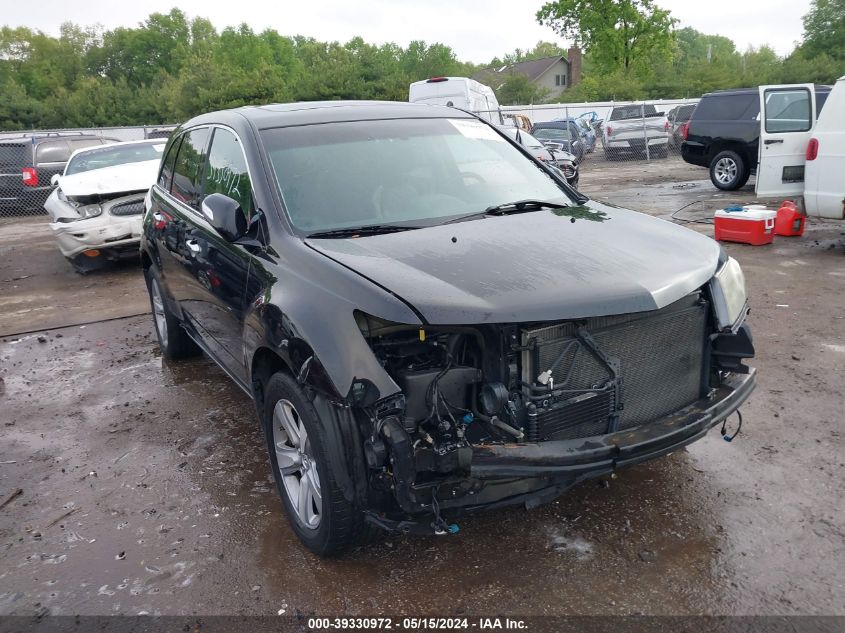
[[306, 617, 528, 630]]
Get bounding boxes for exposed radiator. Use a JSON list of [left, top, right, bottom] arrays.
[[521, 293, 708, 441]]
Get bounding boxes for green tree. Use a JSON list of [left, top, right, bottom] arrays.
[[497, 73, 551, 104], [537, 0, 676, 73], [801, 0, 845, 61]]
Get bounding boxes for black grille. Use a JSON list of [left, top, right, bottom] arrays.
[[110, 200, 144, 216], [522, 293, 708, 440]]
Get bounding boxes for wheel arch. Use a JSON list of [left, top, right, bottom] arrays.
[[708, 141, 752, 169]]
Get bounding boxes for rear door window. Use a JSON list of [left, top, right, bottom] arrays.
[[764, 88, 812, 133], [171, 128, 211, 210], [203, 128, 254, 217], [694, 94, 758, 120]]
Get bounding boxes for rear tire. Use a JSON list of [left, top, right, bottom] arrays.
[[709, 150, 748, 191], [263, 371, 367, 556], [144, 267, 200, 360]]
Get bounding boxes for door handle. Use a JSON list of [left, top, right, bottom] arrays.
[[186, 239, 201, 253], [764, 139, 784, 145]]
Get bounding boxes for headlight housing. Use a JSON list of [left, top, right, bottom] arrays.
[[72, 203, 103, 222], [710, 256, 748, 331]]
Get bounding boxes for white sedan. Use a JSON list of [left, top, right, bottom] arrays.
[[44, 139, 164, 273]]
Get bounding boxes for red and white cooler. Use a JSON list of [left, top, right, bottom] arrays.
[[714, 206, 776, 246]]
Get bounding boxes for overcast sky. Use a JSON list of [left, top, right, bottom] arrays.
[[3, 0, 810, 61]]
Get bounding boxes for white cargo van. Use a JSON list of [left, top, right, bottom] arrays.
[[756, 76, 844, 219], [409, 77, 502, 124]]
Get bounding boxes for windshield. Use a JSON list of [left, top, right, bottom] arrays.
[[533, 128, 571, 142], [262, 118, 572, 233], [65, 143, 165, 175], [518, 132, 548, 150], [610, 105, 658, 121]]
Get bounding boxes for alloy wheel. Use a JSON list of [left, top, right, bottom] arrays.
[[714, 157, 738, 185], [272, 399, 322, 529]]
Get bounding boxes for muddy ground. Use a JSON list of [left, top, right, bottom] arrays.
[[0, 158, 843, 617]]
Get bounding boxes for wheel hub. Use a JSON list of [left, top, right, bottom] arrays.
[[715, 157, 737, 184]]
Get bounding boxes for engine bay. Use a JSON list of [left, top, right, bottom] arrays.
[[353, 290, 753, 519]]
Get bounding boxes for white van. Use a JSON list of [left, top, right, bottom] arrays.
[[756, 76, 844, 219], [409, 77, 502, 124]]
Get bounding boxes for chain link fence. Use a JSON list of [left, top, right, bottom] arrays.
[[481, 98, 700, 166], [0, 99, 701, 220], [0, 125, 175, 219]]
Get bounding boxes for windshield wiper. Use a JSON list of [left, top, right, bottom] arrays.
[[306, 224, 422, 239], [442, 199, 569, 225]]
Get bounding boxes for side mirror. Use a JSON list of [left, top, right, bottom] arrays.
[[200, 193, 247, 242], [50, 174, 60, 186]]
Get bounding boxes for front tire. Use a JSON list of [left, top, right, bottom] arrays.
[[144, 267, 200, 360], [263, 372, 366, 556], [710, 150, 749, 191]]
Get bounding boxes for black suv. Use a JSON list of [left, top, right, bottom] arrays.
[[142, 102, 755, 555], [0, 133, 117, 215], [682, 86, 830, 190]]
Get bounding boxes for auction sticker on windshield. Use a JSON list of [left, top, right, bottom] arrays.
[[449, 119, 504, 141]]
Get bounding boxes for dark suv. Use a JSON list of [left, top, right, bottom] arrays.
[[0, 134, 116, 215], [142, 102, 755, 555], [682, 86, 830, 190]]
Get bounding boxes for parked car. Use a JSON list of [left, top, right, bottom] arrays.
[[577, 111, 603, 132], [45, 139, 165, 272], [681, 85, 831, 190], [602, 104, 670, 159], [752, 77, 844, 218], [498, 126, 579, 187], [409, 76, 502, 124], [142, 101, 756, 556], [501, 113, 533, 132], [0, 133, 118, 215], [666, 103, 696, 149], [531, 121, 585, 162], [566, 116, 597, 153]]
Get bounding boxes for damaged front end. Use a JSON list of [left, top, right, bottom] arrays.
[[47, 189, 147, 271], [349, 280, 755, 533]]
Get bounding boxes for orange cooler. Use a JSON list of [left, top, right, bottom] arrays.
[[714, 207, 776, 246]]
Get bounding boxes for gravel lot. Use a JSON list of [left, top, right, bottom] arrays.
[[1, 158, 843, 617]]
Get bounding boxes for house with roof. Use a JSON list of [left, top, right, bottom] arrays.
[[473, 47, 582, 98]]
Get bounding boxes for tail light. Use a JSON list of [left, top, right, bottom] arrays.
[[664, 121, 670, 132], [806, 138, 819, 161], [22, 167, 38, 187], [681, 122, 690, 140], [606, 126, 612, 136]]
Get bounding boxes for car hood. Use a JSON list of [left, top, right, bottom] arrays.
[[58, 160, 159, 198], [305, 201, 722, 324], [550, 149, 577, 162]]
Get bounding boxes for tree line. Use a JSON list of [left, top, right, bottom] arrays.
[[1, 1, 842, 129], [537, 0, 844, 103]]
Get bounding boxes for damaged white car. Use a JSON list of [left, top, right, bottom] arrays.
[[45, 139, 165, 272]]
